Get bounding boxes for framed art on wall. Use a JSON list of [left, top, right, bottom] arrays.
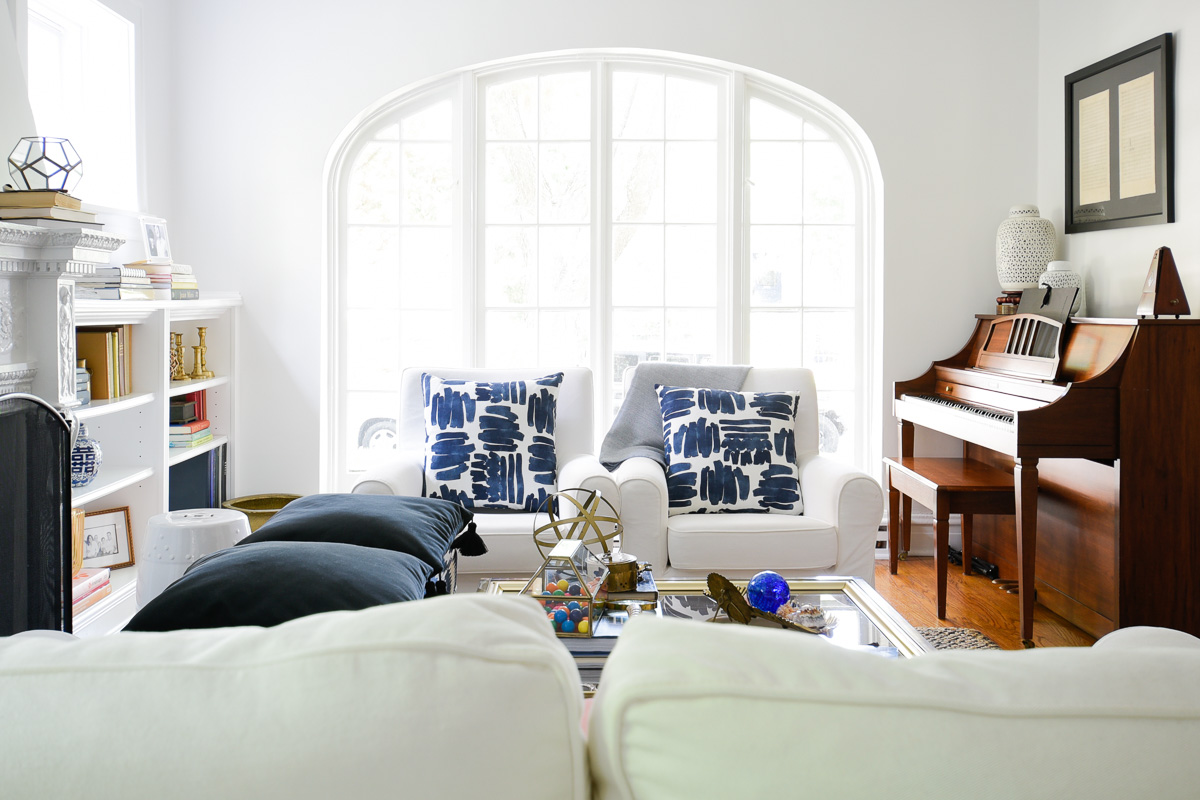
[[1065, 33, 1174, 234], [82, 506, 135, 570]]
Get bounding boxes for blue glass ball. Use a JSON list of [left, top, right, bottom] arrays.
[[747, 571, 790, 614]]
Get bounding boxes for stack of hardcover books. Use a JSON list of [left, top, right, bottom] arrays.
[[76, 265, 153, 301], [72, 567, 112, 616], [169, 418, 213, 449], [170, 264, 199, 300], [75, 362, 91, 405], [0, 189, 99, 228], [125, 262, 199, 300]]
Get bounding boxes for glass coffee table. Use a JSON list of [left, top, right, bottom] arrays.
[[478, 576, 934, 693]]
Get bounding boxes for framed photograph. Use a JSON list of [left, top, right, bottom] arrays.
[[140, 216, 172, 264], [1065, 33, 1174, 234], [82, 507, 135, 570]]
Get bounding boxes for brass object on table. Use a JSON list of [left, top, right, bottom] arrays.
[[705, 572, 826, 634], [532, 488, 622, 559]]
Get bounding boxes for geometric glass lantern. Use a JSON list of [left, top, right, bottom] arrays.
[[520, 538, 609, 638], [7, 137, 83, 193]]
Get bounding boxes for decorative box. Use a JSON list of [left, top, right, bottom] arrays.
[[520, 538, 609, 637]]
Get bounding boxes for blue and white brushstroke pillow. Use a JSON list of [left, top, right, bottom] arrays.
[[421, 373, 562, 512], [657, 385, 803, 516]]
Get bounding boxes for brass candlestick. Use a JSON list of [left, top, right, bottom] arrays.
[[170, 333, 188, 380], [190, 345, 206, 380], [196, 326, 214, 379]]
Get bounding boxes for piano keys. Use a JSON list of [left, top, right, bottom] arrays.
[[893, 314, 1200, 641]]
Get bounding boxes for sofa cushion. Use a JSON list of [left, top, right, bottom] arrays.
[[422, 372, 562, 512], [123, 541, 430, 631], [658, 386, 803, 515], [238, 492, 470, 574], [3, 594, 588, 800], [666, 513, 836, 572], [589, 615, 1200, 799]]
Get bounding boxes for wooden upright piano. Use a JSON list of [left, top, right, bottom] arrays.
[[894, 314, 1200, 641]]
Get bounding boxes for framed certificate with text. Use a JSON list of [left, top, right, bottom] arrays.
[[1065, 33, 1174, 234]]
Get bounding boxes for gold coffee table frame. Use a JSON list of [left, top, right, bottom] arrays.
[[479, 575, 934, 692]]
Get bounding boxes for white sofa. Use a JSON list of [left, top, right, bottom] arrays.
[[4, 595, 1199, 799], [612, 367, 884, 584], [351, 367, 618, 579]]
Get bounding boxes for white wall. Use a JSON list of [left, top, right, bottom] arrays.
[[160, 0, 1039, 495], [1038, 0, 1197, 317]]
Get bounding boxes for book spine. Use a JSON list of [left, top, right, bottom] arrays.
[[71, 568, 111, 601], [171, 288, 200, 300], [71, 582, 113, 616]]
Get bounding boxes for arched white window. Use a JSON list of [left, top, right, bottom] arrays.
[[324, 51, 882, 491]]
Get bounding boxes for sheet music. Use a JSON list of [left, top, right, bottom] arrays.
[[1118, 72, 1156, 199], [1078, 90, 1110, 206]]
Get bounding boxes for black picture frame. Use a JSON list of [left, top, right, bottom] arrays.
[[1065, 33, 1174, 234]]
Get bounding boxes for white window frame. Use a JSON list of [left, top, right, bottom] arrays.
[[20, 0, 142, 213], [322, 49, 883, 491]]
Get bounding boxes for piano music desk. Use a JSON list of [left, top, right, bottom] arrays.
[[884, 457, 1016, 623]]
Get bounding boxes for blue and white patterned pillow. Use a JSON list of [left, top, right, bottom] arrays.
[[421, 373, 562, 512], [658, 385, 803, 515]]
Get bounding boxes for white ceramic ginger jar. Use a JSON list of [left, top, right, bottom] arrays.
[[996, 205, 1056, 292], [1038, 260, 1086, 317]]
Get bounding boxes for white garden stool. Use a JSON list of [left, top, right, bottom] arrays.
[[138, 508, 251, 607]]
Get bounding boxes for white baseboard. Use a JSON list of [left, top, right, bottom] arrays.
[[877, 511, 963, 558]]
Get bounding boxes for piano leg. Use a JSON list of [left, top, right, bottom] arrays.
[[935, 493, 949, 619], [962, 513, 973, 575], [1014, 457, 1039, 646], [898, 420, 914, 559], [888, 482, 900, 574]]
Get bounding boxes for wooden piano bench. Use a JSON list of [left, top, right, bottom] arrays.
[[883, 457, 1015, 620]]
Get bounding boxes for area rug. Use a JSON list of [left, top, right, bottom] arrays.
[[916, 627, 1002, 650]]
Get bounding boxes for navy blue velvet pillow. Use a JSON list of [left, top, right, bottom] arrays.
[[124, 541, 429, 632], [238, 493, 471, 574]]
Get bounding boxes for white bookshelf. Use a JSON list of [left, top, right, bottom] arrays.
[[0, 221, 240, 637]]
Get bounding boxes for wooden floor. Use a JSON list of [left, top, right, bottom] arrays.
[[872, 556, 1096, 650]]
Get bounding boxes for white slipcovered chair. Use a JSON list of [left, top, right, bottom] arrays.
[[352, 367, 617, 579], [610, 367, 883, 585]]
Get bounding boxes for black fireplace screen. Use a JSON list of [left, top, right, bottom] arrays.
[[0, 393, 73, 635]]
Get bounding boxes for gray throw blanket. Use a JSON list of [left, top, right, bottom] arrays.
[[600, 363, 751, 471]]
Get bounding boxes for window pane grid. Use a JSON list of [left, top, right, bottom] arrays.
[[335, 61, 871, 485]]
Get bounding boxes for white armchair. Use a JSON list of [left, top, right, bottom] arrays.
[[611, 367, 883, 585], [352, 367, 617, 579]]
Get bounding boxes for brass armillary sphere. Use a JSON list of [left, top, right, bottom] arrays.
[[532, 488, 622, 559]]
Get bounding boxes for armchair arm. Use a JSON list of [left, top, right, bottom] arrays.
[[798, 455, 883, 584], [558, 454, 620, 512], [1093, 627, 1200, 651], [351, 449, 424, 496], [611, 457, 669, 573]]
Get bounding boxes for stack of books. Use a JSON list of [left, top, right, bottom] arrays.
[[0, 189, 100, 228], [124, 261, 198, 300], [169, 264, 199, 300], [75, 362, 91, 405], [76, 265, 154, 301], [72, 567, 112, 616], [169, 418, 213, 449]]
